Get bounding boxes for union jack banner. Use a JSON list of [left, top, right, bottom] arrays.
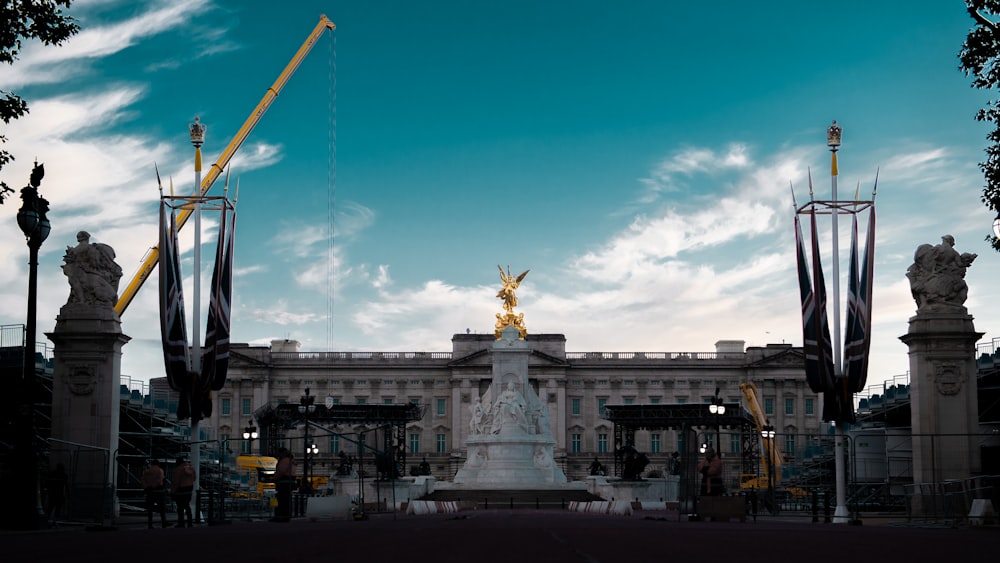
[[844, 208, 875, 394], [203, 206, 236, 392], [797, 212, 835, 396], [158, 199, 191, 395]]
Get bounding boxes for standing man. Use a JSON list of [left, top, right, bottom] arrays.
[[272, 448, 296, 522], [141, 460, 168, 529], [696, 448, 724, 496], [171, 456, 195, 527]]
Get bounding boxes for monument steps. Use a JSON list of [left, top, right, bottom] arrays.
[[420, 488, 603, 508]]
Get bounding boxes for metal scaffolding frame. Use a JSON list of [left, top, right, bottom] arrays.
[[254, 402, 423, 480]]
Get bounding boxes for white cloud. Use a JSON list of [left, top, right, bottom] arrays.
[[244, 300, 325, 326], [6, 0, 216, 88]]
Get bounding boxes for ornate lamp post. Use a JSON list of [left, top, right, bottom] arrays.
[[761, 421, 776, 512], [708, 387, 726, 451], [298, 388, 316, 492], [242, 424, 258, 455], [13, 162, 50, 529], [306, 442, 319, 490]]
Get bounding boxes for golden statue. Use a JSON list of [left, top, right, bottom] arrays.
[[495, 265, 529, 339]]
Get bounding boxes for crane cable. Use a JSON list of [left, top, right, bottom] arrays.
[[327, 28, 337, 351]]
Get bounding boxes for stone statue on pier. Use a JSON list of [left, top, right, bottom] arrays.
[[906, 234, 977, 313], [62, 230, 123, 309]]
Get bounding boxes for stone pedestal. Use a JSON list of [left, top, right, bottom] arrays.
[[899, 312, 982, 484], [452, 326, 567, 486], [46, 305, 130, 490]]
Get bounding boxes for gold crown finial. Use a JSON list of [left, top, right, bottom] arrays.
[[826, 120, 842, 149], [189, 117, 206, 148]]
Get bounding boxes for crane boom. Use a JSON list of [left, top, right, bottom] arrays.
[[739, 381, 784, 480], [114, 15, 336, 316]]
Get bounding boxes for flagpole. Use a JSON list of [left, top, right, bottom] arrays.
[[189, 117, 206, 503], [827, 121, 849, 523]]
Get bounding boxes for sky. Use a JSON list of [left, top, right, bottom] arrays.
[[2, 0, 999, 398]]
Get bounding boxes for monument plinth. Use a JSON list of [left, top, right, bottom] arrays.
[[451, 267, 568, 487], [900, 235, 982, 484], [47, 232, 129, 496]]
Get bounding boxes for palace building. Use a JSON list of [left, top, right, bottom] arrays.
[[203, 335, 825, 484]]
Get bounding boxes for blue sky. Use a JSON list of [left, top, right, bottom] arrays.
[[2, 0, 998, 396]]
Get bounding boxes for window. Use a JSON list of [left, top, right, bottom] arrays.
[[436, 434, 447, 453], [678, 433, 685, 454], [571, 433, 581, 453], [410, 398, 420, 405], [597, 398, 607, 414], [650, 397, 660, 404], [571, 398, 581, 415], [241, 398, 252, 415], [409, 433, 420, 454], [730, 433, 740, 454], [597, 433, 608, 453], [677, 397, 687, 404], [240, 437, 251, 454], [221, 398, 231, 416], [805, 398, 814, 415], [624, 397, 634, 405], [784, 434, 795, 456], [436, 398, 446, 416], [356, 397, 366, 405], [383, 398, 394, 405], [220, 433, 230, 451], [330, 396, 340, 405], [785, 398, 794, 415], [330, 435, 340, 455], [764, 397, 774, 415], [651, 433, 661, 454]]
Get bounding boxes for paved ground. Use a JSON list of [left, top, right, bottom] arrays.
[[3, 510, 997, 563]]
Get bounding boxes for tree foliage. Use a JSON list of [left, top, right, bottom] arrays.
[[0, 1, 79, 205]]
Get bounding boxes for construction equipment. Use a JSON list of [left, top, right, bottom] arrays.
[[738, 381, 784, 491], [114, 15, 336, 316], [234, 455, 278, 498]]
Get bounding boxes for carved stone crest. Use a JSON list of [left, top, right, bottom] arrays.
[[66, 365, 98, 396], [933, 361, 965, 396]]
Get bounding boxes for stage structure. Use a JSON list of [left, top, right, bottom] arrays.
[[601, 403, 755, 510]]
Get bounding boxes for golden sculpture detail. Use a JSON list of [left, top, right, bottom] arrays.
[[495, 264, 529, 339]]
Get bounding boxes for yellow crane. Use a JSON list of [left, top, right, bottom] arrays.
[[114, 15, 336, 316], [738, 381, 784, 490]]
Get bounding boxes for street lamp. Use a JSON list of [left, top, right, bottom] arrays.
[[761, 420, 776, 513], [306, 442, 319, 490], [993, 212, 1000, 240], [242, 424, 258, 455], [708, 387, 725, 452], [298, 388, 316, 492], [12, 162, 50, 530]]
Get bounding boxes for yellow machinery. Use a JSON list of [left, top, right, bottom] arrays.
[[738, 381, 784, 491], [235, 455, 278, 497], [114, 15, 336, 317]]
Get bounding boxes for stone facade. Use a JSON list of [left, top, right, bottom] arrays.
[[205, 335, 824, 482]]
